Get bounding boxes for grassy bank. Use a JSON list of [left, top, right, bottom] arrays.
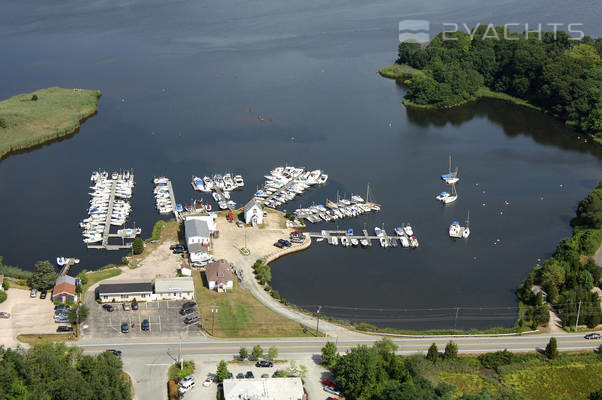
[[378, 63, 419, 79], [17, 333, 77, 345], [354, 322, 532, 336], [192, 270, 312, 338], [81, 267, 122, 296], [0, 87, 101, 160]]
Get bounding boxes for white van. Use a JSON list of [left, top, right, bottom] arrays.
[[179, 380, 195, 394]]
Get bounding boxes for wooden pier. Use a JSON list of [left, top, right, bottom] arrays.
[[167, 179, 180, 220], [306, 229, 417, 248]]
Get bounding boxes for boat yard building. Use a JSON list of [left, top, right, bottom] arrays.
[[184, 215, 216, 263], [222, 377, 305, 400], [243, 199, 263, 226], [204, 260, 233, 292], [97, 282, 153, 302], [52, 275, 77, 303], [154, 277, 194, 300]]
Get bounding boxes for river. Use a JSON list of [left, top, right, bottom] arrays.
[[0, 0, 600, 329]]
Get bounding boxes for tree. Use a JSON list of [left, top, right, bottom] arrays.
[[77, 270, 89, 286], [31, 94, 38, 101], [215, 360, 230, 383], [132, 238, 144, 255], [2, 279, 9, 290], [239, 347, 248, 360], [426, 343, 439, 363], [31, 260, 57, 290], [545, 337, 558, 359], [251, 345, 263, 360], [331, 345, 380, 399], [0, 291, 6, 304], [69, 305, 89, 325], [444, 341, 458, 360], [268, 346, 278, 360], [321, 341, 338, 366]]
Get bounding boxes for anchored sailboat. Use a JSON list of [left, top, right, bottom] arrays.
[[441, 155, 459, 184]]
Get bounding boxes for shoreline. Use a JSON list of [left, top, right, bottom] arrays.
[[0, 87, 102, 161]]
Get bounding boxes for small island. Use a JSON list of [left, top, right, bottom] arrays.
[[0, 87, 101, 159], [379, 27, 601, 142]]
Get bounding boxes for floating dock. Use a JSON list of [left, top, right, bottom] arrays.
[[307, 229, 418, 248]]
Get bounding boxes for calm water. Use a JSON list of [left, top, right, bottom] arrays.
[[1, 0, 601, 329]]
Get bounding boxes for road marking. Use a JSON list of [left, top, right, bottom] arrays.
[[145, 363, 171, 366]]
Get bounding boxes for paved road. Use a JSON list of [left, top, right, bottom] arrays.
[[76, 332, 601, 400]]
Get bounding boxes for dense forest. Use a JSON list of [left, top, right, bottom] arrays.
[[0, 343, 132, 400], [517, 183, 602, 328], [396, 27, 601, 138]]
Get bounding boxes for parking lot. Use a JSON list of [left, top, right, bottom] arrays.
[[84, 298, 203, 339]]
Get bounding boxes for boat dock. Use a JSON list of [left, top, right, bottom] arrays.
[[167, 179, 180, 219], [307, 228, 418, 248]]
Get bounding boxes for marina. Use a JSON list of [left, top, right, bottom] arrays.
[[307, 226, 419, 249], [81, 170, 138, 250], [153, 177, 180, 219], [193, 173, 244, 210], [253, 166, 328, 208], [293, 186, 381, 223]]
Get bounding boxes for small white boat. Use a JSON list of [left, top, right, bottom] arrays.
[[56, 257, 67, 266], [316, 237, 325, 242], [394, 227, 404, 236], [410, 236, 419, 248], [436, 191, 450, 202], [374, 227, 384, 237], [212, 192, 220, 202], [449, 221, 462, 238], [330, 236, 339, 246], [463, 211, 471, 238], [441, 184, 458, 204], [379, 237, 388, 247], [351, 238, 359, 247], [318, 174, 328, 184], [360, 239, 369, 247], [400, 236, 410, 248], [341, 236, 350, 247], [404, 224, 413, 236], [441, 156, 460, 184]]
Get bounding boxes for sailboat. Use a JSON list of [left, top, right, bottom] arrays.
[[440, 183, 458, 204], [449, 221, 462, 238], [441, 155, 459, 184], [463, 210, 471, 238]]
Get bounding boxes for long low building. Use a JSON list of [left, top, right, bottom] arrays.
[[97, 282, 154, 302], [154, 277, 194, 300], [223, 377, 306, 400]]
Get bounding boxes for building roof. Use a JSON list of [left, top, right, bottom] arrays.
[[205, 260, 233, 283], [154, 277, 194, 293], [244, 199, 261, 213], [53, 281, 76, 296], [97, 282, 153, 295], [185, 218, 211, 238], [223, 377, 304, 400], [55, 275, 76, 286], [187, 242, 208, 254]]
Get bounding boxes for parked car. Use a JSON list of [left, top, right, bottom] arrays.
[[322, 379, 336, 387], [245, 371, 254, 379], [55, 305, 70, 312], [107, 349, 122, 357], [182, 301, 197, 309], [55, 317, 69, 324], [121, 322, 129, 333], [57, 326, 73, 332], [184, 315, 200, 325], [173, 248, 185, 254], [102, 304, 114, 312], [584, 333, 601, 340], [122, 303, 130, 311], [323, 386, 340, 396], [273, 242, 284, 248], [180, 307, 195, 316], [180, 375, 194, 385], [132, 301, 139, 310], [236, 373, 245, 379], [40, 290, 47, 299], [326, 398, 340, 400], [278, 239, 292, 247], [256, 361, 273, 367], [0, 312, 10, 319], [170, 243, 185, 250], [30, 289, 37, 298], [142, 319, 150, 331]]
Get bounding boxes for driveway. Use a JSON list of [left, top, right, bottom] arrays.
[[0, 288, 56, 347]]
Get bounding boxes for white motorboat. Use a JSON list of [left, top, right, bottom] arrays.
[[449, 221, 462, 238], [330, 236, 339, 246], [234, 175, 244, 187], [212, 192, 220, 202], [374, 227, 384, 237], [436, 191, 450, 202], [56, 257, 67, 266], [400, 236, 410, 248], [341, 236, 350, 247], [441, 184, 458, 204], [318, 174, 328, 184], [379, 237, 388, 247], [351, 238, 359, 247], [463, 211, 471, 238], [394, 227, 404, 236], [410, 236, 419, 248], [404, 224, 413, 236], [218, 200, 228, 210], [351, 195, 364, 203], [192, 176, 206, 192], [360, 238, 369, 247], [316, 237, 325, 242], [441, 155, 460, 184]]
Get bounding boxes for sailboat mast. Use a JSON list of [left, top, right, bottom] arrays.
[[448, 155, 452, 174]]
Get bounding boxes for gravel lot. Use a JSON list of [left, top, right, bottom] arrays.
[[83, 298, 203, 339], [0, 288, 56, 347]]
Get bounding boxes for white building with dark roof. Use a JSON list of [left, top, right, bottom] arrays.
[[184, 215, 216, 263], [154, 277, 194, 300], [243, 199, 263, 226], [204, 260, 233, 292], [97, 282, 154, 302]]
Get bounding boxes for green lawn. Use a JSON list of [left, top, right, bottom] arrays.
[[0, 87, 101, 159], [192, 270, 312, 338], [82, 267, 122, 295], [378, 63, 419, 79], [501, 362, 602, 400]]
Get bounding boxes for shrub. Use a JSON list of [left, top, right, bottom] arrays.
[[545, 337, 559, 360], [0, 291, 6, 303], [121, 257, 129, 265], [271, 289, 280, 300], [2, 280, 9, 290], [132, 238, 144, 255], [0, 265, 33, 280], [268, 346, 278, 360], [478, 350, 515, 370], [169, 361, 195, 380], [31, 94, 38, 101], [252, 345, 263, 360], [239, 347, 248, 360], [443, 341, 458, 360], [426, 343, 439, 363], [76, 270, 88, 286]]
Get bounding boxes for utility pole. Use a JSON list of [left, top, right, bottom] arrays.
[[454, 307, 459, 330], [179, 334, 183, 370], [211, 305, 218, 336], [316, 306, 322, 336], [76, 307, 79, 338], [575, 301, 582, 330]]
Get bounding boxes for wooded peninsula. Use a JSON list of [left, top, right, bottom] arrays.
[[0, 87, 101, 160], [381, 27, 601, 142]]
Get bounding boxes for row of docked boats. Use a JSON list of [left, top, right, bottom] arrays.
[[319, 224, 419, 249], [254, 166, 328, 208], [294, 194, 380, 223], [81, 170, 135, 244], [154, 177, 175, 214], [192, 173, 244, 210]]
